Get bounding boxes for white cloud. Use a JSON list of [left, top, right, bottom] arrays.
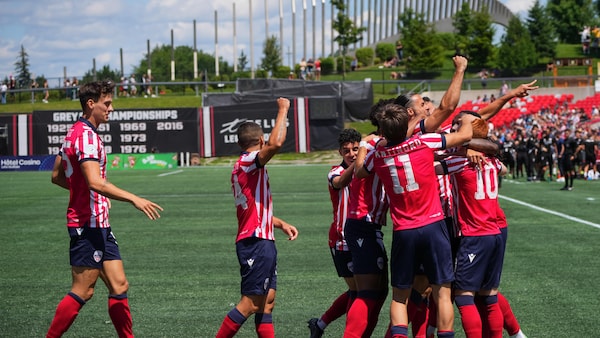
[[0, 0, 541, 82]]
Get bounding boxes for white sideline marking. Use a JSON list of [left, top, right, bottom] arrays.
[[499, 195, 600, 229], [158, 170, 184, 177]]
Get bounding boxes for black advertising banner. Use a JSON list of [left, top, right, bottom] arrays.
[[0, 115, 14, 156], [209, 101, 298, 157], [32, 108, 200, 155]]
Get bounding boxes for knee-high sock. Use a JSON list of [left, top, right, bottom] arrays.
[[216, 307, 247, 338], [480, 295, 503, 338], [321, 290, 351, 325], [343, 290, 379, 338], [255, 313, 274, 338], [108, 294, 133, 338], [46, 292, 85, 338], [455, 295, 481, 338], [497, 293, 521, 336], [363, 288, 389, 337], [408, 289, 429, 338]]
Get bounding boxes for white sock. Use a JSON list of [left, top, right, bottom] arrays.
[[510, 330, 528, 338]]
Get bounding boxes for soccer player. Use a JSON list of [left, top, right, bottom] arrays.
[[439, 111, 507, 338], [215, 97, 299, 338], [339, 99, 399, 338], [364, 104, 477, 338], [47, 80, 164, 338], [558, 129, 584, 190], [308, 128, 362, 338]]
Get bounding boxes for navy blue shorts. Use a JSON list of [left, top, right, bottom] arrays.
[[69, 227, 122, 268], [390, 220, 454, 289], [454, 234, 505, 292], [330, 248, 354, 278], [345, 218, 388, 275], [500, 227, 508, 250], [236, 237, 277, 296]]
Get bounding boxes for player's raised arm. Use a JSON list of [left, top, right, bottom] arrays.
[[424, 55, 468, 132], [257, 97, 290, 166]]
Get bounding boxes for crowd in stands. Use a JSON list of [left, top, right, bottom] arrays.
[[449, 91, 600, 183]]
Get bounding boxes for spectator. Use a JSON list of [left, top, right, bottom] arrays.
[[350, 58, 358, 71], [43, 80, 50, 103], [1, 81, 7, 104]]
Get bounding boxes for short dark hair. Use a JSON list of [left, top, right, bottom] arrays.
[[394, 93, 414, 108], [369, 98, 395, 128], [237, 121, 263, 149], [338, 128, 362, 147], [378, 104, 409, 143], [79, 80, 115, 111]]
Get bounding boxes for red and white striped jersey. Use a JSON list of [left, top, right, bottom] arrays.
[[366, 133, 446, 231], [446, 156, 503, 237], [348, 137, 388, 226], [60, 118, 110, 228], [328, 163, 352, 251], [496, 201, 508, 230], [231, 151, 274, 242]]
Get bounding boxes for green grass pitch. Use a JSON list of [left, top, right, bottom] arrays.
[[1, 165, 599, 337]]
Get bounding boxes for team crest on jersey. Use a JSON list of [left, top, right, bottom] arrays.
[[85, 144, 96, 155], [247, 258, 255, 267], [93, 250, 103, 262]]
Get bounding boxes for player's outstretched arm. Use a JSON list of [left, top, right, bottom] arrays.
[[479, 80, 539, 121], [81, 160, 163, 220], [258, 97, 291, 166], [273, 216, 298, 241]]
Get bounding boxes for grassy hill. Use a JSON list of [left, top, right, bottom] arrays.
[[1, 43, 595, 115]]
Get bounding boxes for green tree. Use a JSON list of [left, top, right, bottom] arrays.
[[527, 0, 557, 60], [238, 49, 248, 72], [133, 45, 230, 82], [468, 7, 496, 68], [375, 43, 396, 63], [331, 0, 366, 79], [355, 47, 374, 66], [398, 8, 444, 74], [452, 3, 495, 68], [452, 2, 473, 55], [547, 0, 595, 43], [81, 65, 122, 84], [14, 45, 32, 89], [260, 35, 282, 77], [497, 16, 538, 76]]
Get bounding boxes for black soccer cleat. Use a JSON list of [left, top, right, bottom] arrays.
[[307, 317, 323, 338]]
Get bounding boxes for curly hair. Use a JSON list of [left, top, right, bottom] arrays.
[[338, 128, 362, 147]]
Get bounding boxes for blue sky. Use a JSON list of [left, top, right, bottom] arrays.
[[0, 0, 540, 83]]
